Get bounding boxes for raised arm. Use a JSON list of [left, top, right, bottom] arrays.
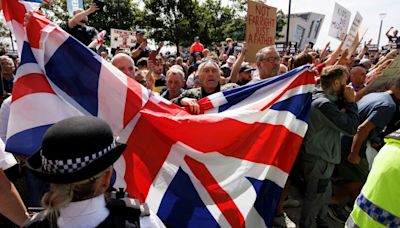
[[0, 169, 29, 226], [68, 4, 99, 29], [320, 42, 331, 60], [386, 26, 393, 38], [228, 42, 248, 83], [323, 35, 347, 66]]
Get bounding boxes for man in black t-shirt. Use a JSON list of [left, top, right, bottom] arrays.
[[385, 27, 400, 49], [66, 4, 99, 49], [131, 29, 149, 64]]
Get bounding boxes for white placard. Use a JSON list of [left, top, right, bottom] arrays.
[[110, 28, 136, 50], [328, 3, 351, 40], [344, 12, 363, 50]]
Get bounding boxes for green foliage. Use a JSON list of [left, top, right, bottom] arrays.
[[276, 9, 286, 39], [40, 0, 142, 46], [9, 0, 286, 50], [142, 0, 202, 52], [0, 21, 11, 49]]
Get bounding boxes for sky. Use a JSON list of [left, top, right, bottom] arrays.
[[228, 0, 400, 49]]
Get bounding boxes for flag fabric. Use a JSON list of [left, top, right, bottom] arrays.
[[3, 1, 316, 227], [22, 0, 49, 3], [1, 0, 40, 56], [97, 30, 106, 49]]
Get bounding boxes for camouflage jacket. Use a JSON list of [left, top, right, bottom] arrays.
[[172, 83, 238, 106]]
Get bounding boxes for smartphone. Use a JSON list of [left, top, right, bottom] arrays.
[[149, 50, 157, 65], [93, 0, 105, 12]]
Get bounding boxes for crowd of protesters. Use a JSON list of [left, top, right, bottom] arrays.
[[0, 2, 399, 228]]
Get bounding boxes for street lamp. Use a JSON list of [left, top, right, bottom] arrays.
[[377, 13, 386, 49], [285, 0, 292, 47]]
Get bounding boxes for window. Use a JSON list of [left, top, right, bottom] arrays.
[[314, 19, 322, 39], [295, 25, 305, 47], [308, 20, 315, 38]]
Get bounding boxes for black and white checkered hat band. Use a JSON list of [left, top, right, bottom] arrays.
[[41, 140, 117, 174]]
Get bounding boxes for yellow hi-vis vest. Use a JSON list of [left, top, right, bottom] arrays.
[[346, 131, 400, 228]]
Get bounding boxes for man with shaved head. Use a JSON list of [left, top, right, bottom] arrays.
[[111, 53, 135, 79], [349, 66, 367, 92]]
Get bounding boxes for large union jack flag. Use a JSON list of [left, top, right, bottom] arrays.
[[3, 1, 315, 227]]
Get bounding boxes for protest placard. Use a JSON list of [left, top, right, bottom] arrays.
[[344, 12, 363, 50], [328, 2, 351, 40], [245, 0, 276, 63], [275, 43, 285, 54], [289, 42, 297, 54], [367, 44, 379, 52], [110, 28, 136, 50]]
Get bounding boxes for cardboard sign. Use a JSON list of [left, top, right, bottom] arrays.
[[328, 3, 351, 40], [365, 56, 400, 94], [344, 12, 363, 50], [275, 43, 285, 54], [245, 0, 277, 63], [110, 28, 136, 50], [289, 42, 297, 54], [367, 44, 379, 52]]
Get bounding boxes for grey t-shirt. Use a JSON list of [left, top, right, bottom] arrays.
[[341, 92, 397, 157]]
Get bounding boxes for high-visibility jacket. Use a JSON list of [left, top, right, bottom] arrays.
[[346, 130, 400, 228]]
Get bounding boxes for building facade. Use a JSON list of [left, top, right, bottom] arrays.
[[276, 12, 325, 50]]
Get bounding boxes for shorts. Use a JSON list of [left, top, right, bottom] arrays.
[[337, 156, 369, 183]]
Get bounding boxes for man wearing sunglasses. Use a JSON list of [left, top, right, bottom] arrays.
[[250, 46, 281, 84]]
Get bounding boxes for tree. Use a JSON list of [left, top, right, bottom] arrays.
[[197, 0, 236, 45], [142, 0, 202, 53], [40, 0, 143, 46], [276, 9, 286, 39], [0, 21, 11, 50]]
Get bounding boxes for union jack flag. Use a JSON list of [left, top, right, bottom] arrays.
[[22, 0, 50, 3], [3, 1, 315, 227]]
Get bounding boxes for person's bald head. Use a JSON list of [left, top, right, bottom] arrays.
[[350, 66, 366, 87], [112, 53, 135, 78]]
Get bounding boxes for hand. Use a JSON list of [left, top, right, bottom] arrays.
[[348, 153, 360, 164], [24, 13, 31, 27], [242, 42, 248, 55], [139, 41, 147, 50], [158, 41, 164, 48], [325, 41, 331, 48], [343, 86, 356, 103], [181, 98, 200, 114], [88, 3, 100, 14]]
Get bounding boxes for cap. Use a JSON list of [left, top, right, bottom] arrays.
[[136, 29, 145, 35], [239, 65, 256, 73], [226, 55, 236, 64]]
